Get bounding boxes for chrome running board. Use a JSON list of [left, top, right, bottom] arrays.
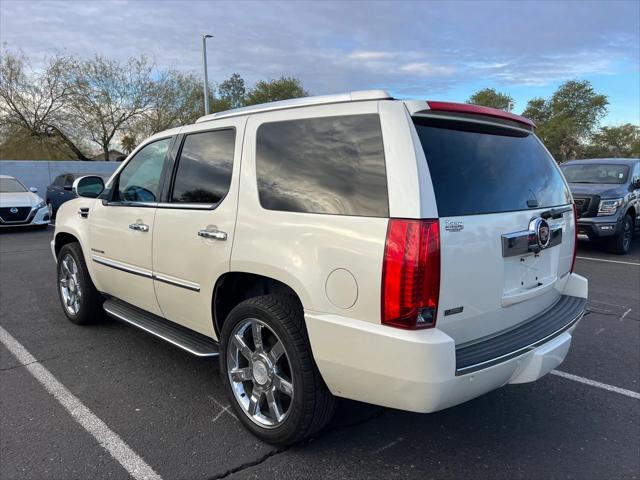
[[103, 298, 219, 357]]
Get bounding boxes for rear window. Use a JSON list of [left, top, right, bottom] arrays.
[[560, 164, 629, 185], [256, 114, 388, 217], [413, 117, 571, 217]]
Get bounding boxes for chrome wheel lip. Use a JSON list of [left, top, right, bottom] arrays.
[[59, 254, 81, 316], [227, 318, 294, 429]]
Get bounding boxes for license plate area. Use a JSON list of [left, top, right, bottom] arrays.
[[503, 250, 555, 298]]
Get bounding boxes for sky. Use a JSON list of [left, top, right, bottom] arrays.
[[1, 0, 639, 125]]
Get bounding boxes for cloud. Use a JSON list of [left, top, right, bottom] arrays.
[[0, 0, 638, 100], [347, 51, 395, 61], [400, 63, 456, 77]]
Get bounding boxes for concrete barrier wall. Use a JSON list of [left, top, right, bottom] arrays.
[[0, 161, 120, 197]]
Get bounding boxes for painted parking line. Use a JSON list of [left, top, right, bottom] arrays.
[[0, 326, 162, 480], [576, 256, 640, 266], [551, 370, 640, 400]]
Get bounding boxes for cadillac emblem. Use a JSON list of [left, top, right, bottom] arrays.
[[530, 217, 551, 249]]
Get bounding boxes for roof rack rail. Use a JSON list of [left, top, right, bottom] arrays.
[[196, 90, 392, 123]]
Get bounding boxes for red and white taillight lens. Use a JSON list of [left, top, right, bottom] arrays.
[[381, 219, 441, 329], [570, 204, 578, 273]]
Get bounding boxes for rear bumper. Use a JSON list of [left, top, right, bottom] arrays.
[[306, 273, 587, 413]]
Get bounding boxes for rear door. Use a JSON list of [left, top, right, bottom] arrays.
[[412, 115, 575, 344], [152, 118, 245, 338]]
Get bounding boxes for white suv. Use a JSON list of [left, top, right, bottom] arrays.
[[52, 91, 588, 445]]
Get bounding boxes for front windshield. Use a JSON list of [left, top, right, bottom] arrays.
[[0, 178, 27, 193], [561, 164, 629, 184]]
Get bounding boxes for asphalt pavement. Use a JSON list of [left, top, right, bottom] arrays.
[[1, 227, 638, 480]]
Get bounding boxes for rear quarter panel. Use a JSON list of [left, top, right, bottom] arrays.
[[232, 101, 411, 323]]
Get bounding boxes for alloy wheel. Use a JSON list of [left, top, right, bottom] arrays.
[[227, 318, 294, 428], [59, 254, 82, 315]]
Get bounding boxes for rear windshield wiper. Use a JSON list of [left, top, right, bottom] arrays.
[[540, 206, 573, 219]]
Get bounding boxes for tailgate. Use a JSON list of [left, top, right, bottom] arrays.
[[412, 112, 575, 344], [437, 208, 575, 344]]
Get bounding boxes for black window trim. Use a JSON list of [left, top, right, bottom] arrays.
[[103, 135, 176, 208], [161, 126, 237, 211], [254, 113, 390, 218]]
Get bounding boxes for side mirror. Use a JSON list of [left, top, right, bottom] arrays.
[[73, 175, 105, 198], [29, 187, 38, 193]]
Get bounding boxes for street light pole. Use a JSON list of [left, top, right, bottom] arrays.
[[202, 34, 213, 115]]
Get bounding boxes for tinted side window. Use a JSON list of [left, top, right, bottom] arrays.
[[116, 138, 171, 202], [256, 114, 388, 216], [171, 129, 235, 204], [414, 118, 571, 217], [54, 175, 65, 187], [64, 174, 74, 187]]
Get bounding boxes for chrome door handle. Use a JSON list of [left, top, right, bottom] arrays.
[[129, 222, 149, 232], [198, 228, 227, 241]]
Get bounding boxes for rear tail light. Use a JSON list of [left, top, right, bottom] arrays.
[[381, 219, 440, 329], [571, 204, 578, 273]]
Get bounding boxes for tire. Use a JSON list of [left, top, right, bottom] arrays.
[[56, 242, 103, 324], [220, 294, 335, 445], [47, 201, 55, 220], [608, 214, 634, 255]]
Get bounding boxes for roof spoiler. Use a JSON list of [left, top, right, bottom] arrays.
[[425, 101, 536, 129]]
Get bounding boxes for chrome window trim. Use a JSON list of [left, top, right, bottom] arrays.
[[455, 309, 584, 376]]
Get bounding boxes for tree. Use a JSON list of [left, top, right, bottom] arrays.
[[132, 70, 204, 138], [583, 124, 640, 158], [245, 76, 308, 106], [65, 55, 154, 161], [467, 88, 514, 111], [120, 134, 137, 155], [523, 80, 608, 161], [0, 51, 89, 160], [0, 124, 79, 160], [218, 73, 246, 109]]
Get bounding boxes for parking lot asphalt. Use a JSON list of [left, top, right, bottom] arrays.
[[1, 227, 638, 480]]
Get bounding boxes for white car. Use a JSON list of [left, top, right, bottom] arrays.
[[0, 175, 49, 228], [52, 91, 588, 445]]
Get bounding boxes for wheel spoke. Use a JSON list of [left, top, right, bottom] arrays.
[[268, 341, 284, 363], [229, 367, 252, 383], [265, 388, 283, 422], [248, 388, 262, 415], [233, 334, 253, 360], [62, 258, 72, 276], [251, 321, 264, 352], [273, 374, 293, 397]]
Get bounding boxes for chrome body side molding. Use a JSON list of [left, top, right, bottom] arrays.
[[92, 255, 200, 292]]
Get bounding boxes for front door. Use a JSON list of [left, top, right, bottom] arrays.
[[152, 119, 245, 338], [89, 137, 173, 315]]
